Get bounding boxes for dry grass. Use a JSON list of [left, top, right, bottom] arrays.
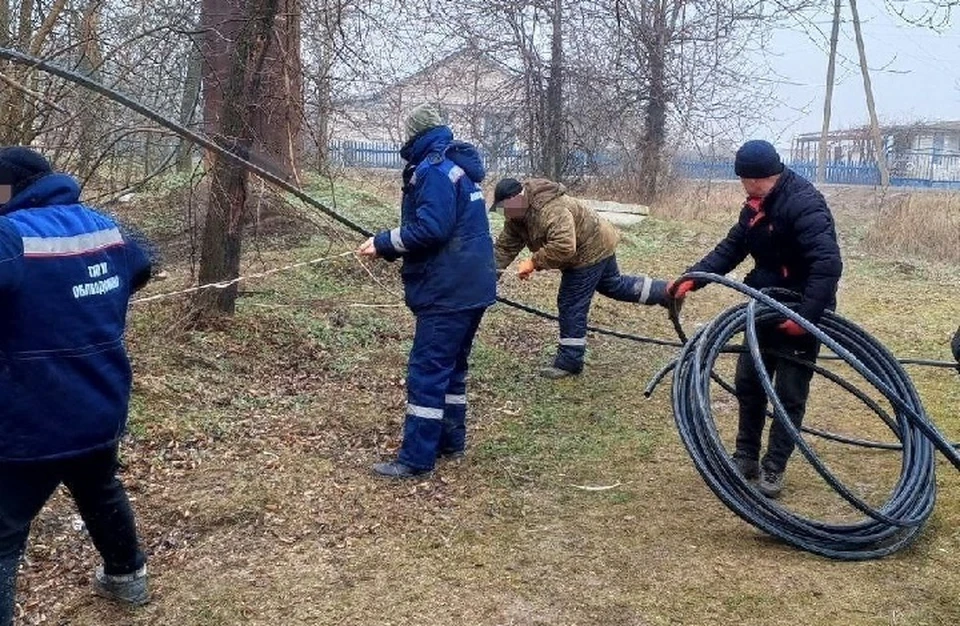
[[14, 180, 960, 625], [862, 190, 960, 264], [650, 179, 746, 223]]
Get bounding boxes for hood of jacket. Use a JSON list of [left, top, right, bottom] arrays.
[[524, 178, 566, 210], [1, 173, 81, 214], [444, 140, 485, 183], [400, 125, 453, 165]]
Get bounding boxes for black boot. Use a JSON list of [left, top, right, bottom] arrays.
[[372, 461, 430, 479]]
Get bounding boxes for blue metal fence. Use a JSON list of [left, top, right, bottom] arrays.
[[328, 140, 533, 174], [676, 152, 960, 188], [330, 141, 960, 189]]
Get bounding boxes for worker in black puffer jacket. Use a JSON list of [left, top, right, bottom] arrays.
[[668, 140, 843, 499]]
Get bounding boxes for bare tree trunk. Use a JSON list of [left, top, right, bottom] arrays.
[[177, 42, 203, 172], [849, 0, 890, 187], [314, 35, 332, 173], [255, 0, 302, 178], [817, 0, 842, 184], [639, 10, 669, 204], [201, 0, 299, 177], [76, 0, 104, 178], [543, 0, 564, 181], [195, 0, 280, 321]]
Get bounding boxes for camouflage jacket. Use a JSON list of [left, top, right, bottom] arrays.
[[494, 178, 620, 271]]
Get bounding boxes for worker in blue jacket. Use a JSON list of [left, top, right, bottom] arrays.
[[358, 104, 497, 478], [0, 147, 153, 624]]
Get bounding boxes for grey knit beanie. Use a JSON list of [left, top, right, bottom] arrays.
[[404, 103, 444, 140]]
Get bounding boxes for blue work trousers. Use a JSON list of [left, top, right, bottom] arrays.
[[398, 308, 486, 471], [554, 255, 647, 373]]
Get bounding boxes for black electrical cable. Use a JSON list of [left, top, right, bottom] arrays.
[[0, 47, 691, 349], [3, 47, 957, 472], [0, 47, 376, 239], [650, 271, 960, 560]]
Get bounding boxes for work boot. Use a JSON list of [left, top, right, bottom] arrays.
[[93, 565, 149, 607], [438, 449, 465, 462], [732, 454, 760, 481], [758, 466, 785, 498], [539, 366, 577, 379], [372, 461, 430, 479]]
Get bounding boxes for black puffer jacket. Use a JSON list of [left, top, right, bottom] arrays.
[[689, 168, 842, 323], [951, 326, 960, 363]]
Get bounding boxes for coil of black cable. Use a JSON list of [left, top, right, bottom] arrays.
[[664, 271, 960, 560]]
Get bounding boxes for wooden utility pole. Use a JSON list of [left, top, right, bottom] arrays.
[[817, 0, 842, 184], [849, 0, 890, 187]]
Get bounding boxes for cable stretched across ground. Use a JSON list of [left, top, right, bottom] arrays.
[[3, 46, 958, 560]]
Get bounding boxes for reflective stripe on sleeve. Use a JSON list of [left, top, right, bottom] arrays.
[[638, 277, 652, 304], [389, 227, 407, 253]]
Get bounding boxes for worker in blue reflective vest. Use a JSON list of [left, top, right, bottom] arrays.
[[357, 103, 497, 478], [0, 147, 154, 623]]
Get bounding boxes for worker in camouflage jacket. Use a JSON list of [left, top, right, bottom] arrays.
[[491, 177, 670, 379]]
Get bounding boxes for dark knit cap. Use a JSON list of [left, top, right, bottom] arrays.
[[734, 140, 784, 179], [492, 178, 523, 207], [0, 147, 52, 200]]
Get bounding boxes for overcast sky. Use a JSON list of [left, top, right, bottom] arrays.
[[749, 0, 960, 151]]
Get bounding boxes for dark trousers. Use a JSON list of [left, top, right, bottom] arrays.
[[397, 308, 486, 471], [555, 255, 646, 373], [0, 446, 145, 625], [734, 327, 821, 472]]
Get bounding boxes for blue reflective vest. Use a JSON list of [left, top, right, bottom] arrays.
[[374, 126, 497, 313], [0, 173, 152, 461]]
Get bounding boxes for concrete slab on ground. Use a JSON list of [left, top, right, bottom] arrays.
[[582, 199, 649, 225]]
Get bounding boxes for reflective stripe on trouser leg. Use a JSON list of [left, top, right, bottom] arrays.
[[439, 309, 483, 455], [555, 336, 587, 373], [398, 310, 485, 471], [440, 391, 468, 456], [554, 264, 604, 373], [594, 255, 643, 302]]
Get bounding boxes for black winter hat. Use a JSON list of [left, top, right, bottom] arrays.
[[492, 178, 523, 208], [0, 146, 52, 200], [734, 140, 784, 179]]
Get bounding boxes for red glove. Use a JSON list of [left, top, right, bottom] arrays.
[[778, 320, 806, 337], [667, 279, 695, 299], [517, 259, 536, 280]]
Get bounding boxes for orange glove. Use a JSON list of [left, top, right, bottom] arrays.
[[517, 258, 536, 280], [778, 320, 806, 337], [667, 279, 695, 299]]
